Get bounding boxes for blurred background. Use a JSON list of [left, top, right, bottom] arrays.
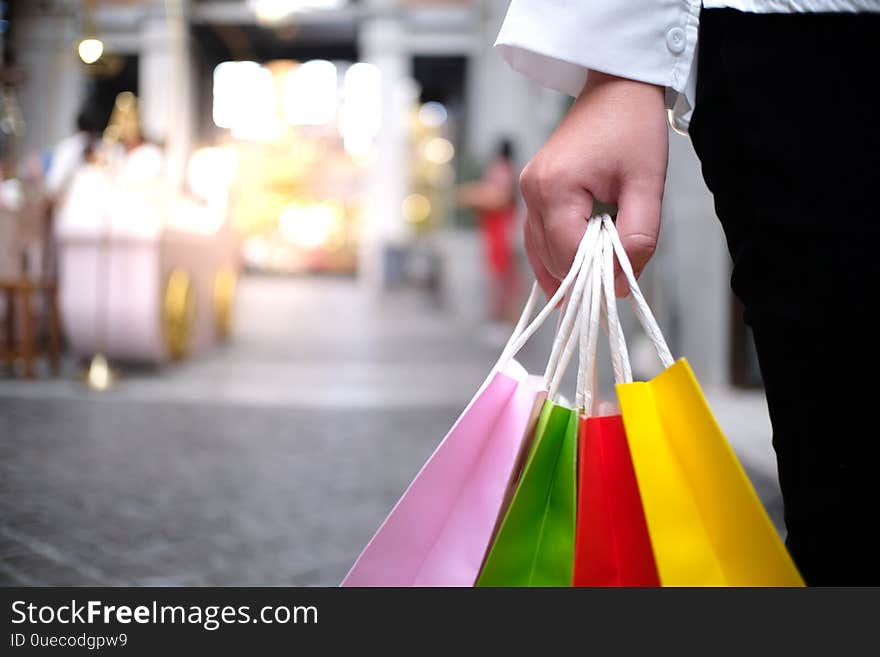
[[1, 0, 776, 586]]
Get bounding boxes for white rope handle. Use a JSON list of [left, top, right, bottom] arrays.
[[499, 281, 540, 364], [546, 234, 596, 400], [575, 224, 631, 414], [601, 214, 675, 369], [601, 225, 633, 385], [542, 218, 602, 387], [469, 282, 539, 397], [491, 212, 673, 408], [495, 218, 598, 372], [547, 297, 581, 402], [575, 232, 603, 413]]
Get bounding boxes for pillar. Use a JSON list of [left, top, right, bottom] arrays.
[[357, 1, 413, 293], [138, 0, 194, 193]]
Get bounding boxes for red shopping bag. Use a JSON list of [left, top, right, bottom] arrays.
[[573, 414, 660, 587]]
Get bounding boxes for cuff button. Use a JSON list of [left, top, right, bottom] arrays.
[[666, 27, 686, 55]]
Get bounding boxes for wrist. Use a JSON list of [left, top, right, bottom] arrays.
[[579, 70, 665, 106]]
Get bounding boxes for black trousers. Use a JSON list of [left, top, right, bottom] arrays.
[[689, 9, 880, 585]]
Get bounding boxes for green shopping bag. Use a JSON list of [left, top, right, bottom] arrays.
[[476, 399, 578, 587], [476, 219, 598, 587]]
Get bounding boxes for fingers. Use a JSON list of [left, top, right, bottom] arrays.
[[523, 174, 662, 301], [520, 162, 594, 280], [612, 179, 663, 297], [523, 218, 560, 299], [542, 204, 591, 280]]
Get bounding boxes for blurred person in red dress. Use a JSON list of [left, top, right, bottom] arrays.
[[457, 138, 520, 324]]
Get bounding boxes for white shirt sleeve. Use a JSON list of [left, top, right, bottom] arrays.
[[45, 133, 89, 198], [495, 0, 702, 123]]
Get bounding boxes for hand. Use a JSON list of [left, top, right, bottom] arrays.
[[520, 71, 668, 297]]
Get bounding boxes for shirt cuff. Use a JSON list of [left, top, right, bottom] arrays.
[[495, 0, 701, 125]]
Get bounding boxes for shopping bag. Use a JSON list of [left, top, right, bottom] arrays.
[[476, 398, 578, 587], [475, 224, 603, 588], [342, 359, 544, 586], [343, 223, 602, 586], [571, 222, 659, 586], [617, 360, 803, 586], [597, 215, 804, 586], [574, 414, 660, 586]]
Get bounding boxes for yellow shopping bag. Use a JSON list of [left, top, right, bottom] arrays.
[[592, 213, 803, 587], [617, 359, 804, 586]]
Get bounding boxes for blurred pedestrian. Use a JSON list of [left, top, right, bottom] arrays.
[[44, 107, 103, 203], [457, 138, 520, 324], [496, 2, 880, 585], [40, 106, 104, 278]]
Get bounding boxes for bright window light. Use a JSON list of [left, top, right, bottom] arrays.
[[187, 147, 239, 204], [283, 60, 339, 126], [340, 62, 381, 157], [279, 202, 343, 249], [250, 0, 348, 23], [213, 61, 279, 141]]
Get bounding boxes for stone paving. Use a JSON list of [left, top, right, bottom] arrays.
[[0, 276, 783, 586]]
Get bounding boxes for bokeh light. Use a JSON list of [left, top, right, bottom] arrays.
[[78, 38, 103, 64], [423, 137, 454, 164], [402, 193, 431, 224], [418, 102, 447, 128], [284, 60, 338, 126]]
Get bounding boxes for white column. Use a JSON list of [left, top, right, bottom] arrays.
[[139, 1, 194, 193], [358, 6, 413, 293], [11, 11, 85, 160]]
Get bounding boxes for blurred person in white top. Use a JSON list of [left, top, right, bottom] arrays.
[[496, 1, 880, 585], [44, 108, 103, 203]]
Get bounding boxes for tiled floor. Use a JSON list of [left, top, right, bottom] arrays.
[[0, 276, 782, 585]]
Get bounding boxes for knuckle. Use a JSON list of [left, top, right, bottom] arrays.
[[518, 162, 539, 199], [520, 157, 566, 203]]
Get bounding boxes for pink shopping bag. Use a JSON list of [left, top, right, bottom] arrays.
[[342, 359, 545, 586]]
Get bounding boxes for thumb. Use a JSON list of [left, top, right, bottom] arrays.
[[612, 181, 663, 297]]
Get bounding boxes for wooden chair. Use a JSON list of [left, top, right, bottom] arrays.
[[0, 278, 62, 378]]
